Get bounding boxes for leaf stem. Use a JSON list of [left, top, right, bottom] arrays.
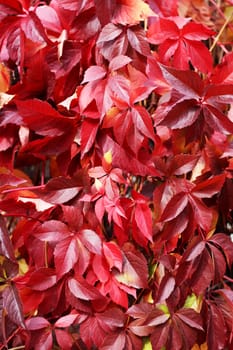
[[44, 241, 48, 268], [210, 10, 233, 52]]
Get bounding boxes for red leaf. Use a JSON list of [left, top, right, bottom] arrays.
[[82, 66, 106, 84], [26, 316, 50, 330], [176, 308, 203, 331], [27, 268, 57, 291], [109, 55, 132, 71], [94, 0, 115, 26], [36, 176, 83, 204], [127, 26, 150, 56], [131, 105, 155, 140], [207, 303, 226, 349], [147, 18, 213, 72], [16, 99, 75, 137], [188, 40, 213, 73], [147, 17, 180, 44], [54, 236, 81, 278], [33, 220, 70, 243], [157, 275, 176, 303], [185, 240, 206, 262], [68, 276, 103, 301], [100, 135, 160, 176], [159, 65, 203, 98], [160, 192, 188, 222], [55, 329, 73, 350], [193, 174, 225, 198], [100, 332, 126, 350], [79, 229, 102, 255], [35, 5, 62, 33], [147, 0, 178, 16], [96, 12, 119, 36], [92, 254, 111, 283], [103, 241, 123, 271], [55, 314, 78, 328], [81, 118, 99, 156], [98, 307, 126, 329], [134, 198, 153, 242], [211, 51, 233, 84], [170, 154, 199, 176], [188, 196, 214, 231], [146, 309, 170, 327], [210, 233, 233, 266]]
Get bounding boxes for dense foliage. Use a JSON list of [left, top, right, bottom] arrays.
[[0, 0, 233, 349]]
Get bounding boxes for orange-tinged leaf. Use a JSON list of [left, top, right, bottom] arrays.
[[112, 0, 155, 25], [0, 64, 10, 93]]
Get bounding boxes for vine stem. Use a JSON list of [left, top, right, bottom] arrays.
[[210, 10, 233, 52]]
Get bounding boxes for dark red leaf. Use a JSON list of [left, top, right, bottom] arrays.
[[207, 303, 226, 350], [176, 308, 203, 331], [160, 192, 188, 222], [3, 283, 25, 329], [192, 174, 225, 198], [0, 216, 16, 261]]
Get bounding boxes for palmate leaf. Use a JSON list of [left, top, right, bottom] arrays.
[[176, 234, 233, 295], [97, 22, 150, 61], [147, 17, 214, 72], [79, 58, 131, 118], [154, 65, 233, 135], [0, 6, 49, 73], [1, 0, 233, 348], [142, 304, 203, 350]]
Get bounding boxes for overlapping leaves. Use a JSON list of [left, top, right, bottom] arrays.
[[0, 0, 233, 349]]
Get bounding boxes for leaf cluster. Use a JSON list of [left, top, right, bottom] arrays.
[[0, 0, 233, 349]]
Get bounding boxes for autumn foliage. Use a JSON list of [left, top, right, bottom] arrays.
[[1, 0, 233, 349]]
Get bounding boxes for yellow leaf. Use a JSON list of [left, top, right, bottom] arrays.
[[18, 258, 29, 275], [184, 293, 203, 312], [104, 150, 112, 165], [142, 337, 152, 350], [157, 303, 170, 315]]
